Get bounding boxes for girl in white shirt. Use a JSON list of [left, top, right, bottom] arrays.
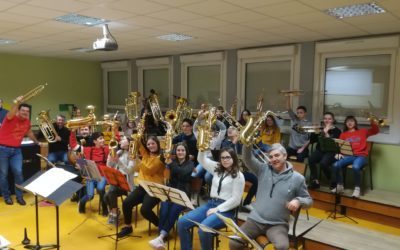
[[177, 147, 245, 250]]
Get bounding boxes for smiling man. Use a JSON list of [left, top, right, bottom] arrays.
[[0, 96, 42, 206], [229, 143, 312, 250]]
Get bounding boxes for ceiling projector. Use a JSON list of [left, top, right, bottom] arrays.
[[93, 24, 118, 51]]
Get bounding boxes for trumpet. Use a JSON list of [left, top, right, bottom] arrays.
[[367, 113, 387, 127], [298, 125, 324, 133], [37, 110, 59, 143], [14, 83, 47, 104], [66, 105, 96, 129]]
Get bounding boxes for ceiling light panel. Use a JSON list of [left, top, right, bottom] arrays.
[[325, 2, 386, 19], [55, 13, 108, 26], [157, 33, 193, 41], [0, 39, 17, 45]]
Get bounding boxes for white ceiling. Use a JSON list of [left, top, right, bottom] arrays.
[[1, 0, 400, 61]]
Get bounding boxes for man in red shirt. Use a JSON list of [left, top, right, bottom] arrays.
[[0, 96, 42, 205]]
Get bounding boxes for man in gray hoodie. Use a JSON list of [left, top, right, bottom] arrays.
[[229, 143, 312, 250]]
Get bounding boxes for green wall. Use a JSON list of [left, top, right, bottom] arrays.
[[372, 143, 400, 192], [0, 53, 102, 120]]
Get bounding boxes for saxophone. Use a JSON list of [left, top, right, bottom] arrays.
[[240, 110, 278, 146], [37, 110, 59, 143], [129, 112, 146, 159], [196, 107, 217, 152], [163, 110, 177, 160]]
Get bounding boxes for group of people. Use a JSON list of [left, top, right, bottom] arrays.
[[0, 93, 379, 250]]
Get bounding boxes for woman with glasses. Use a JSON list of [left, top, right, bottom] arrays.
[[177, 147, 245, 250]]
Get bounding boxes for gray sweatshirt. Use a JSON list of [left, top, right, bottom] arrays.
[[242, 145, 312, 226]]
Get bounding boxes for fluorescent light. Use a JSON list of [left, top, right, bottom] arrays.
[[0, 39, 17, 45], [55, 13, 108, 26], [157, 33, 193, 41], [325, 2, 385, 19], [69, 47, 95, 53]]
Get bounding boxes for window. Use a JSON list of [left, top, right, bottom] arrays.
[[137, 57, 172, 109], [102, 61, 131, 114], [237, 45, 300, 118], [314, 36, 400, 144], [181, 52, 226, 109]]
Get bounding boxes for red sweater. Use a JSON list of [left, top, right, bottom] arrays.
[[339, 123, 379, 157]]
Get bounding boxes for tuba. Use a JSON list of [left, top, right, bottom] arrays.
[[240, 110, 278, 146], [148, 92, 164, 123], [196, 107, 217, 152], [129, 112, 146, 159], [66, 105, 97, 129], [125, 92, 140, 121], [37, 110, 59, 143], [174, 97, 192, 133]]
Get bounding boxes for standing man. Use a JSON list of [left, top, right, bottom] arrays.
[[47, 115, 70, 164], [0, 98, 8, 127], [229, 143, 312, 250], [0, 96, 42, 205]]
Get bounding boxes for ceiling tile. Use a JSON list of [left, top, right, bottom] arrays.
[[241, 18, 288, 30], [149, 0, 204, 7], [254, 1, 316, 17], [180, 0, 242, 16], [342, 13, 399, 25], [297, 0, 371, 10], [282, 11, 336, 24], [0, 1, 18, 11], [6, 4, 65, 19], [78, 6, 133, 20], [357, 21, 400, 34], [209, 24, 254, 34], [216, 10, 268, 23], [108, 0, 169, 15], [155, 23, 196, 33], [26, 0, 92, 12], [182, 17, 231, 28], [119, 15, 165, 27], [147, 8, 203, 22], [223, 0, 291, 8]]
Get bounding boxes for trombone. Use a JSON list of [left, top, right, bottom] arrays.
[[279, 89, 304, 97], [14, 83, 47, 104]]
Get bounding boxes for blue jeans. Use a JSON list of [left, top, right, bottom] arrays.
[[47, 151, 68, 164], [80, 176, 107, 204], [333, 156, 367, 187], [177, 199, 235, 250], [159, 201, 185, 234], [191, 164, 213, 185], [0, 145, 24, 200]]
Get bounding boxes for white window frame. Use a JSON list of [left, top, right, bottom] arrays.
[[180, 52, 226, 108], [313, 36, 400, 144], [102, 60, 132, 114], [237, 45, 301, 118], [136, 57, 173, 109]]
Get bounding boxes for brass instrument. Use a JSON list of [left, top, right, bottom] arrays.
[[129, 112, 146, 159], [230, 98, 238, 118], [14, 83, 47, 104], [37, 110, 59, 143], [197, 107, 217, 152], [174, 97, 192, 133], [221, 112, 242, 130], [149, 92, 164, 122], [240, 110, 278, 146], [66, 105, 96, 129], [256, 91, 264, 114], [108, 111, 120, 158], [163, 110, 177, 160], [367, 113, 387, 127], [125, 92, 140, 121], [298, 125, 323, 133], [279, 89, 304, 96]]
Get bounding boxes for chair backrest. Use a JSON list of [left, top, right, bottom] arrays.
[[289, 161, 306, 176]]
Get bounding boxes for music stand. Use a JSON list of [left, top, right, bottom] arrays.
[[325, 139, 357, 223], [98, 167, 141, 250], [16, 167, 82, 250], [68, 159, 111, 235]]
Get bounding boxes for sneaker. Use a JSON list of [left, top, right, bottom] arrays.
[[17, 198, 26, 206], [352, 187, 361, 198], [78, 201, 86, 214], [331, 184, 344, 194], [149, 237, 165, 250], [70, 193, 79, 202], [117, 226, 133, 238], [309, 180, 320, 189], [107, 214, 117, 226], [4, 198, 13, 205]]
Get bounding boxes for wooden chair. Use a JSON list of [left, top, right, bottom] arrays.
[[344, 142, 374, 194]]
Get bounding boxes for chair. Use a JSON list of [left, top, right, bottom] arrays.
[[256, 206, 303, 249], [190, 177, 203, 207], [344, 142, 374, 194]]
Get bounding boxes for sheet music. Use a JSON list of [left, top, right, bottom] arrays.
[[24, 168, 77, 197], [0, 235, 11, 248], [186, 219, 221, 234]]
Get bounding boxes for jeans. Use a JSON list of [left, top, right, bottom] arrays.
[[333, 155, 367, 187], [191, 164, 213, 185], [286, 147, 309, 162], [177, 199, 235, 250], [47, 151, 68, 164], [158, 201, 185, 234], [0, 145, 24, 200], [80, 176, 107, 204]]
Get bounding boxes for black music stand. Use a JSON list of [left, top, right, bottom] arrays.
[[68, 159, 111, 235], [324, 139, 357, 223], [98, 167, 140, 250], [16, 167, 82, 250]]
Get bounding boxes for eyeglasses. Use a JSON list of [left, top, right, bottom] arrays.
[[221, 156, 232, 160]]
